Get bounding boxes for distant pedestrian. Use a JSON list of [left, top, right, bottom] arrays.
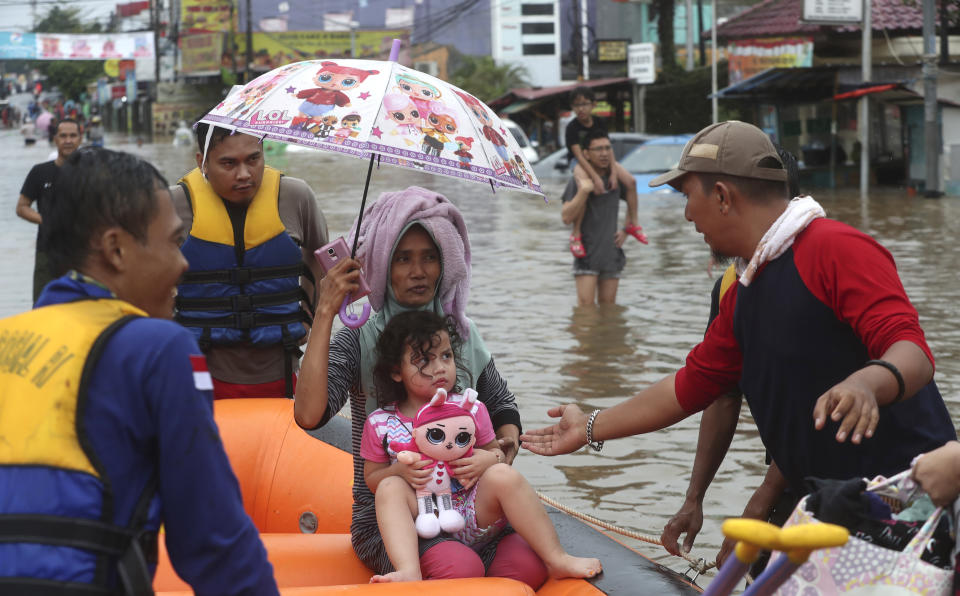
[[559, 129, 638, 306], [86, 115, 105, 147], [16, 118, 82, 302]]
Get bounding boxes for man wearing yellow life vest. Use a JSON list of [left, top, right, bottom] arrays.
[[0, 147, 278, 594], [170, 122, 328, 398]]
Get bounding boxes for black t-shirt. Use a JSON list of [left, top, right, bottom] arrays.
[[20, 160, 59, 205], [20, 160, 60, 250], [565, 116, 607, 160]]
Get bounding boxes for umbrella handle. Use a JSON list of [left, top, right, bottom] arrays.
[[339, 294, 371, 329]]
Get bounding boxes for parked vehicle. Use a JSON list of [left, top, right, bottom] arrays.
[[532, 132, 657, 184], [620, 134, 695, 195], [501, 118, 540, 165]]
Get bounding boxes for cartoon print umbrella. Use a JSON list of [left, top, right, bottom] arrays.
[[199, 44, 541, 199], [196, 40, 543, 327]]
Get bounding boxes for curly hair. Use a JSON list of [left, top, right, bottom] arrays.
[[372, 311, 469, 409]]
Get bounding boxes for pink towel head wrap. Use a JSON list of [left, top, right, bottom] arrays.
[[347, 186, 471, 336]]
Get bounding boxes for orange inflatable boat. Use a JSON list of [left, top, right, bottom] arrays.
[[153, 399, 702, 595]]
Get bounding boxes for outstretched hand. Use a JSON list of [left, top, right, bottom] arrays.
[[812, 377, 880, 444], [661, 498, 704, 556], [519, 404, 588, 456]]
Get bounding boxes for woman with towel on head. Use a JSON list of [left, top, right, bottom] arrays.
[[294, 186, 548, 586]]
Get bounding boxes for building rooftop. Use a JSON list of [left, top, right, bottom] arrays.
[[716, 0, 936, 40]]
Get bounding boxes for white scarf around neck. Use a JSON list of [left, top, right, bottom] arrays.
[[736, 195, 825, 287]]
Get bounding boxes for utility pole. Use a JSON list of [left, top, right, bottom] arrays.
[[245, 0, 253, 83], [581, 0, 589, 79], [152, 0, 160, 86], [940, 0, 948, 65], [697, 0, 705, 67], [230, 3, 237, 79], [922, 0, 941, 196], [711, 0, 717, 123], [685, 0, 694, 70], [574, 0, 583, 80], [859, 0, 871, 199]]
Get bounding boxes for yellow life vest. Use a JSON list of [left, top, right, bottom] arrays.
[[178, 166, 284, 250], [0, 298, 145, 474], [0, 298, 158, 595], [175, 166, 311, 398]]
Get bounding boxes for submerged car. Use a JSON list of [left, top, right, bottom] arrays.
[[532, 132, 657, 184], [619, 134, 694, 195]]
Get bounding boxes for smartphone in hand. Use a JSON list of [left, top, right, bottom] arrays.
[[314, 237, 371, 301]]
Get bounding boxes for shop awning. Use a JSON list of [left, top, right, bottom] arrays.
[[833, 83, 898, 100], [500, 100, 540, 115], [712, 67, 843, 102], [489, 77, 633, 111], [832, 83, 960, 107]]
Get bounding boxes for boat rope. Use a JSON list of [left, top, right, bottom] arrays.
[[536, 491, 717, 575]]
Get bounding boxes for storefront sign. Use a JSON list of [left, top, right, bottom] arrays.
[[802, 0, 862, 23], [180, 33, 223, 74], [598, 39, 628, 63], [181, 0, 234, 34], [235, 30, 410, 71], [628, 43, 656, 85], [0, 32, 36, 59], [728, 37, 814, 85]]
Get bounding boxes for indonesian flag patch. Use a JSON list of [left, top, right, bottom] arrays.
[[190, 355, 213, 391]]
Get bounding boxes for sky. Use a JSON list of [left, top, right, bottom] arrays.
[[0, 0, 116, 33]]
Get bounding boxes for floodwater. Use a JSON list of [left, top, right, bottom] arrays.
[[3, 129, 959, 588]]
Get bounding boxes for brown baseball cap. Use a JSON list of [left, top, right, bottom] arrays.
[[649, 120, 787, 189]]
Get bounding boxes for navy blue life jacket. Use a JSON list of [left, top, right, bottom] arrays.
[[174, 167, 314, 394]]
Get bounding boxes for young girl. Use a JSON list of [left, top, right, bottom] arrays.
[[361, 310, 602, 583]]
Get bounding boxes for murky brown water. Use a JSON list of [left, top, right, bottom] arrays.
[[4, 129, 958, 587]]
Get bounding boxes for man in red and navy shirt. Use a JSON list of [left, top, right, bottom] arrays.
[[521, 121, 955, 502]]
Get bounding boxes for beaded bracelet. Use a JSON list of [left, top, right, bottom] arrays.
[[864, 359, 906, 404], [586, 409, 604, 452]]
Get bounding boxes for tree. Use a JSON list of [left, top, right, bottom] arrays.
[[36, 5, 104, 33], [449, 55, 529, 103], [34, 4, 107, 101], [650, 0, 678, 72]]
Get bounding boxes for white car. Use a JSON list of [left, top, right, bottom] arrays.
[[501, 118, 540, 164], [532, 132, 658, 184]]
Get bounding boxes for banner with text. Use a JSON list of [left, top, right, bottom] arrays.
[[34, 32, 154, 61], [234, 30, 410, 71], [181, 0, 235, 34], [180, 33, 224, 74], [728, 37, 814, 85], [0, 32, 36, 59]]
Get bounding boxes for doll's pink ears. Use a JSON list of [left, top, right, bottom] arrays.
[[460, 388, 478, 412], [429, 388, 448, 407]]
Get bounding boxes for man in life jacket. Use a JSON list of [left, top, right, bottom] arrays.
[[170, 122, 328, 399], [0, 147, 278, 595]]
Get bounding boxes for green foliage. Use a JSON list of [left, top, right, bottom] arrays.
[[43, 61, 106, 100], [449, 55, 529, 103], [643, 61, 745, 134], [651, 0, 676, 72], [36, 4, 103, 33], [33, 3, 106, 100]]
